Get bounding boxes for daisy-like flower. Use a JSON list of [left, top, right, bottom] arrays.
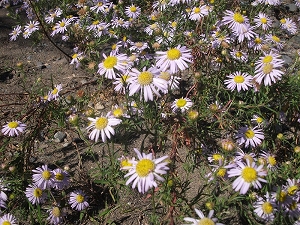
[[254, 12, 272, 31], [48, 84, 62, 101], [208, 152, 224, 164], [236, 126, 264, 148], [118, 155, 135, 171], [32, 165, 54, 189], [222, 10, 249, 34], [45, 8, 63, 24], [86, 113, 122, 142], [0, 214, 17, 225], [51, 18, 72, 36], [248, 36, 263, 51], [90, 1, 111, 13], [124, 148, 169, 194], [171, 97, 193, 113], [280, 18, 297, 35], [47, 206, 65, 225], [24, 20, 40, 34], [158, 71, 180, 94], [156, 45, 192, 74], [251, 115, 265, 127], [70, 52, 84, 68], [234, 149, 257, 164], [189, 5, 209, 21], [232, 24, 256, 43], [0, 182, 7, 209], [129, 41, 149, 53], [253, 192, 277, 222], [52, 168, 69, 190], [183, 208, 224, 225], [1, 120, 26, 137], [69, 190, 89, 211], [254, 51, 284, 86], [108, 105, 129, 119], [284, 178, 300, 198], [257, 0, 281, 5], [265, 34, 284, 50], [230, 50, 248, 62], [128, 67, 168, 102], [97, 52, 128, 79], [25, 184, 46, 205], [259, 150, 277, 171], [227, 159, 267, 194], [224, 71, 253, 92], [113, 73, 130, 93], [125, 4, 141, 19], [9, 25, 22, 41]]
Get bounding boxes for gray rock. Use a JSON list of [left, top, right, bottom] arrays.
[[54, 131, 67, 143], [288, 4, 298, 12], [282, 55, 293, 66]]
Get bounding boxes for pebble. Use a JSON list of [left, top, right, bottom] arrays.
[[54, 131, 67, 143]]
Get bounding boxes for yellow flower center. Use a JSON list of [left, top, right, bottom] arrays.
[[97, 2, 103, 6], [262, 63, 273, 74], [52, 207, 61, 217], [8, 121, 19, 128], [42, 170, 51, 180], [130, 6, 137, 12], [288, 185, 298, 196], [289, 201, 297, 210], [233, 13, 244, 23], [33, 188, 43, 197], [217, 168, 226, 177], [55, 173, 64, 181], [111, 44, 117, 50], [235, 51, 242, 58], [262, 55, 273, 63], [176, 98, 187, 108], [135, 42, 144, 48], [103, 56, 117, 69], [245, 129, 255, 139], [95, 117, 108, 130], [92, 20, 99, 25], [167, 48, 181, 60], [262, 202, 273, 214], [268, 156, 276, 166], [233, 75, 245, 84], [280, 18, 286, 24], [76, 194, 84, 203], [159, 72, 171, 81], [136, 159, 155, 177], [256, 117, 263, 123], [188, 110, 199, 120], [60, 22, 65, 27], [120, 74, 129, 84], [194, 7, 200, 13], [260, 17, 267, 24], [72, 54, 78, 59], [52, 88, 58, 95], [272, 35, 280, 43], [241, 167, 257, 183], [171, 21, 177, 28], [197, 217, 215, 225], [113, 108, 123, 117], [278, 191, 287, 202], [137, 71, 153, 85], [212, 154, 223, 161], [121, 159, 133, 168], [254, 37, 262, 44], [2, 221, 11, 225], [258, 157, 266, 165]]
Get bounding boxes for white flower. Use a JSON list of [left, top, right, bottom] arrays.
[[236, 126, 264, 148], [254, 12, 272, 31], [97, 52, 128, 79], [69, 190, 89, 211], [47, 207, 65, 225], [32, 165, 54, 189], [222, 10, 249, 34], [124, 148, 169, 194], [128, 67, 168, 101], [171, 97, 193, 113], [280, 18, 297, 35], [253, 192, 277, 222], [224, 71, 253, 92], [1, 120, 26, 137], [254, 51, 284, 86], [48, 84, 62, 101], [9, 25, 22, 41], [227, 159, 267, 194], [189, 5, 210, 21], [51, 18, 72, 36], [183, 208, 224, 225], [25, 184, 46, 205], [125, 4, 141, 19], [0, 214, 18, 225], [155, 45, 192, 74], [86, 113, 122, 142]]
